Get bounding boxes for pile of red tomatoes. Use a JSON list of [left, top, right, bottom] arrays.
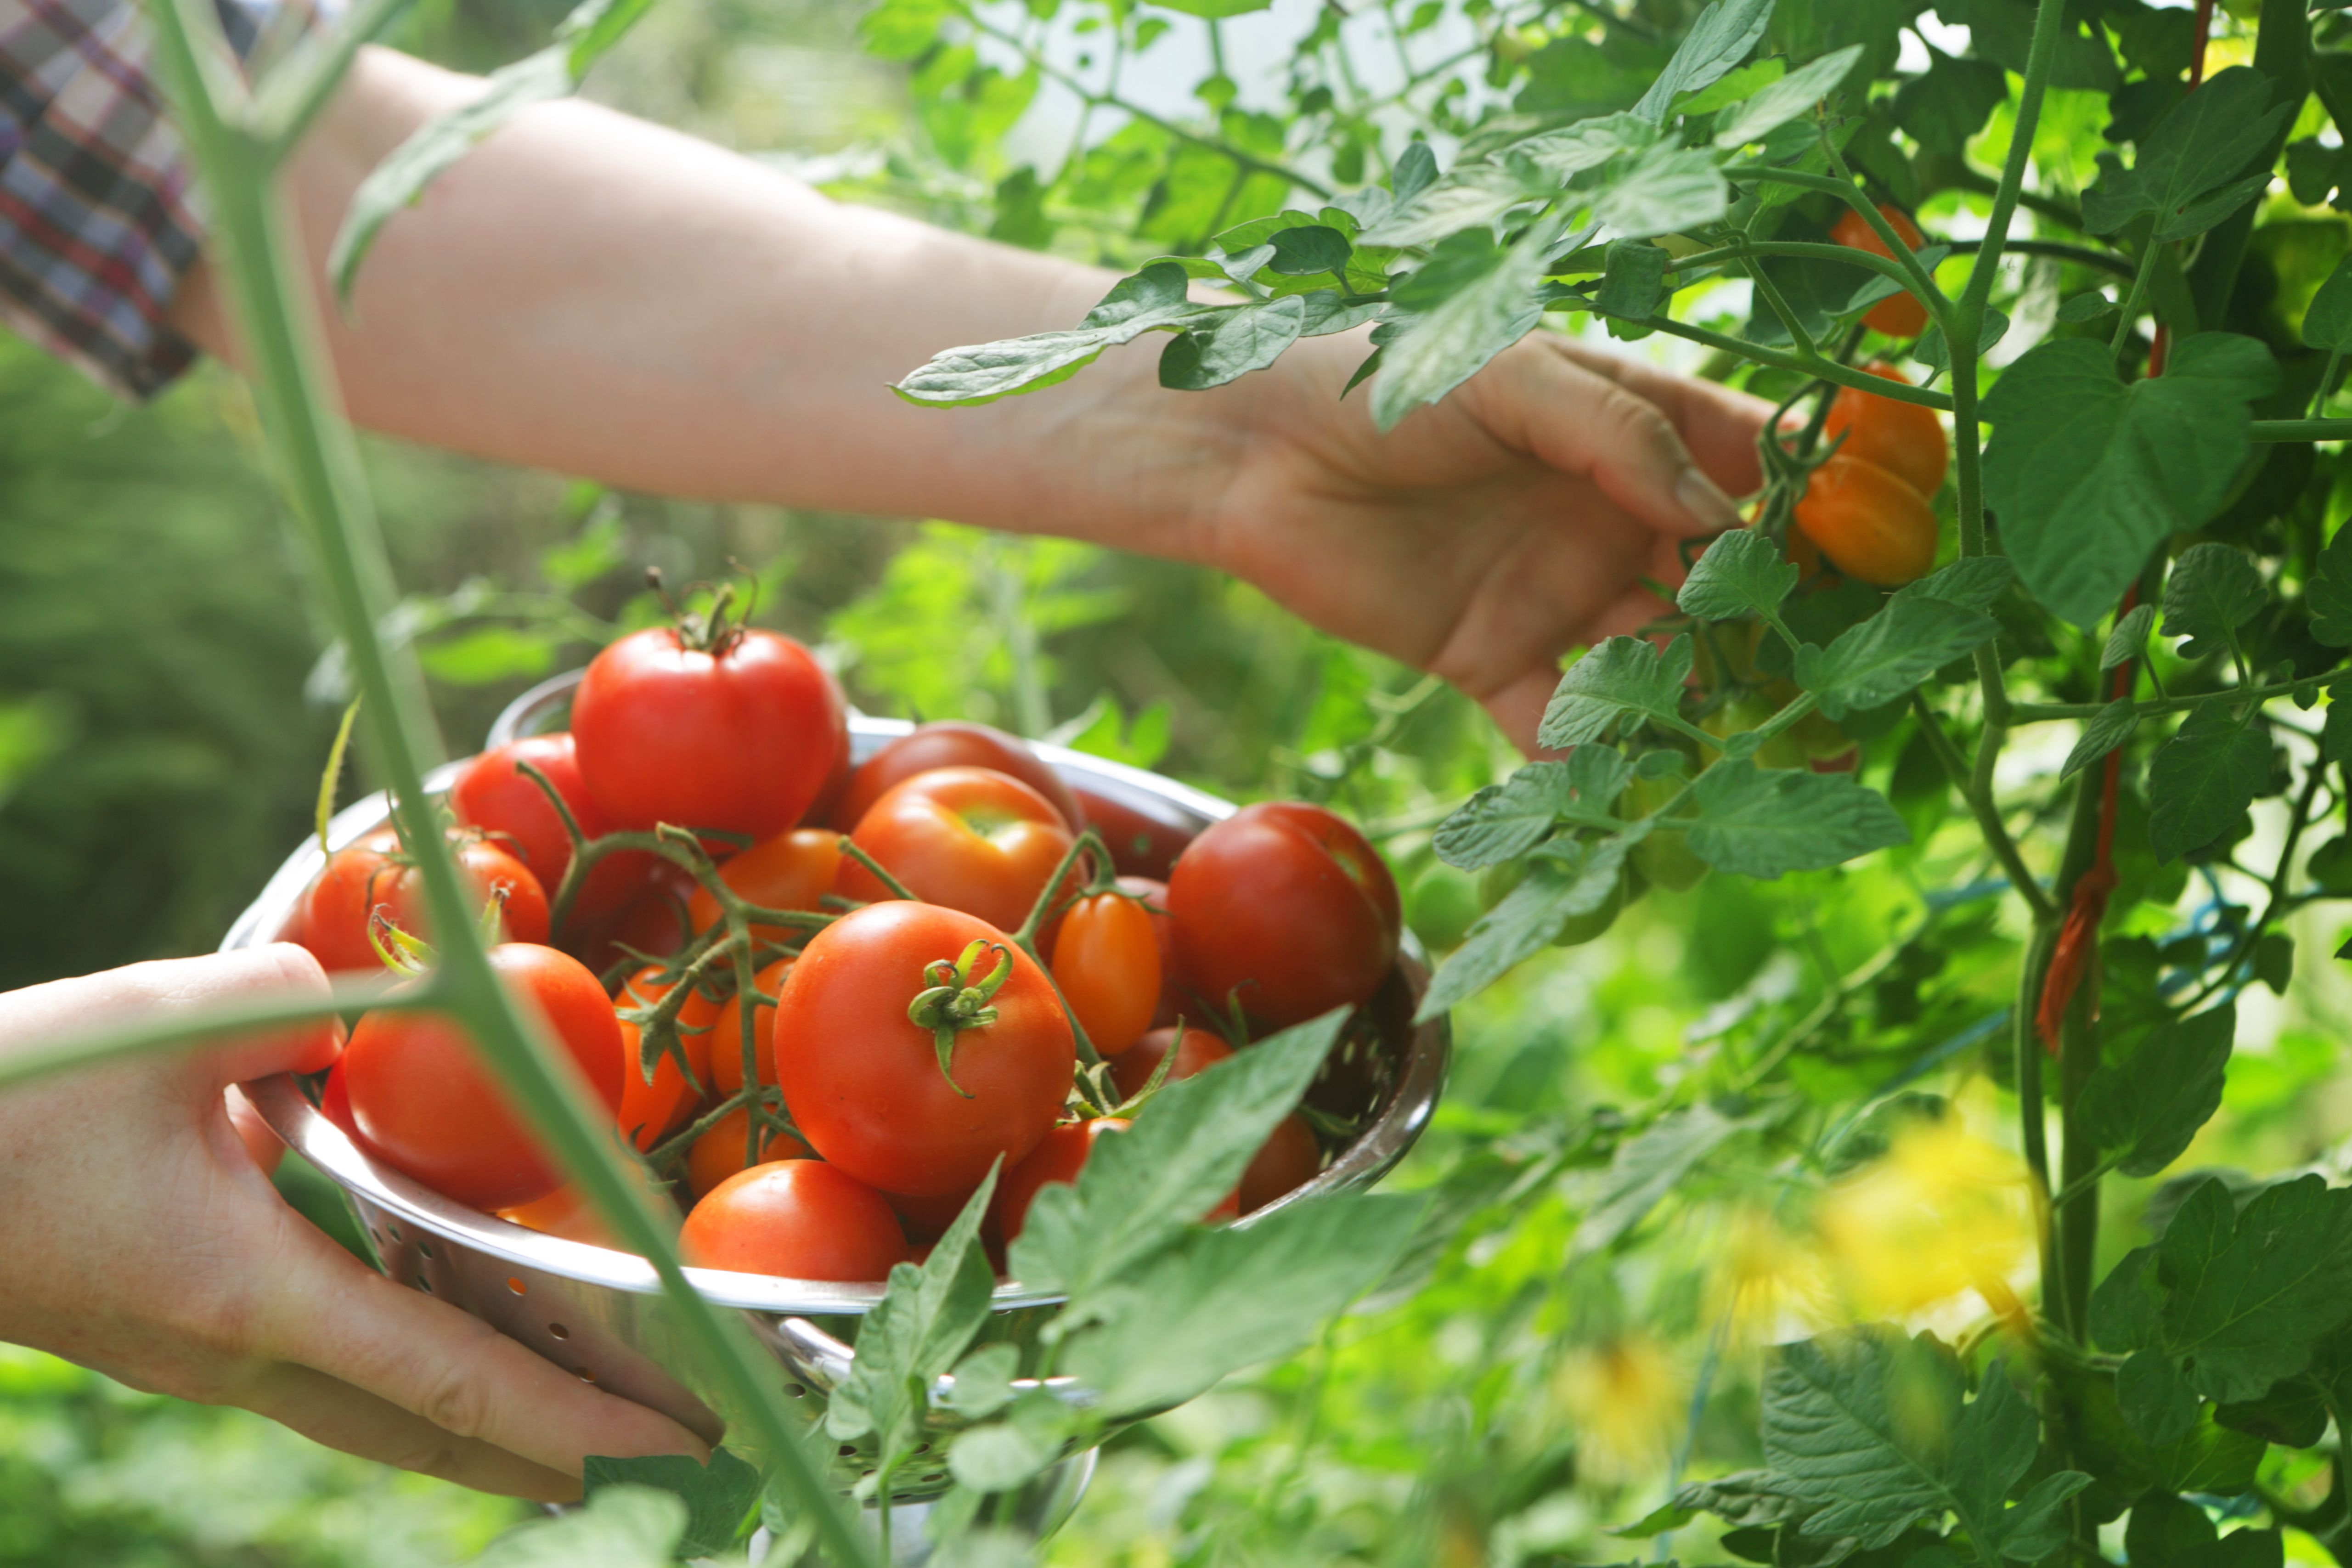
[[288, 617, 1404, 1283]]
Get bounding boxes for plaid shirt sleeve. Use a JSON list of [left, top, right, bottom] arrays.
[[0, 0, 276, 399]]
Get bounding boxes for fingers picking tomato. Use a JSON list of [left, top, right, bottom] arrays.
[[615, 965, 719, 1152], [573, 626, 846, 843], [684, 829, 840, 946], [837, 766, 1079, 935], [774, 902, 1075, 1196], [344, 943, 625, 1211], [685, 1106, 810, 1200], [991, 1117, 1129, 1244], [831, 721, 1082, 832], [299, 829, 550, 973], [1823, 361, 1948, 499], [1167, 802, 1400, 1028], [1050, 892, 1161, 1056], [680, 1159, 910, 1283], [449, 733, 653, 927], [710, 956, 794, 1094], [1793, 452, 1939, 587], [1829, 205, 1931, 338]]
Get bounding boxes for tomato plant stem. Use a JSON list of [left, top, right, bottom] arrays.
[[1908, 696, 2055, 923]]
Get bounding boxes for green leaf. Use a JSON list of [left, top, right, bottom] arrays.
[[1897, 556, 2017, 615], [1794, 596, 2001, 721], [1506, 111, 1664, 180], [579, 1451, 759, 1558], [1908, 308, 2008, 375], [1980, 333, 2279, 627], [2061, 699, 2140, 783], [1677, 529, 1798, 622], [475, 1486, 688, 1568], [1893, 50, 2008, 156], [1061, 1193, 1421, 1417], [1677, 56, 1783, 115], [1266, 224, 1352, 276], [2116, 1350, 2202, 1445], [1686, 761, 1909, 878], [1298, 292, 1382, 338], [1433, 749, 1633, 869], [1633, 0, 1776, 124], [2080, 68, 2290, 240], [2058, 290, 2117, 323], [1354, 161, 1548, 248], [2076, 1005, 2235, 1179], [946, 1391, 1072, 1493], [1590, 143, 1731, 238], [2053, 1361, 2266, 1505], [328, 0, 655, 300], [1596, 240, 1669, 321], [1008, 1012, 1342, 1301], [1616, 1471, 1803, 1538], [1370, 215, 1561, 431], [943, 1343, 1018, 1420], [2327, 701, 2352, 770], [2306, 525, 2352, 646], [1143, 0, 1273, 16], [1712, 45, 1864, 148], [1416, 835, 1635, 1019], [2089, 1174, 2352, 1410], [2161, 543, 2266, 662], [2147, 703, 2268, 863], [1158, 296, 1306, 390], [2104, 603, 2157, 669], [417, 625, 564, 685], [895, 264, 1212, 406], [2306, 254, 2352, 351], [2130, 1502, 2282, 1568], [1575, 1103, 1760, 1254], [1538, 633, 1695, 747]]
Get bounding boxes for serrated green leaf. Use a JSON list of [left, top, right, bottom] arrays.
[[2147, 703, 2269, 863], [1596, 240, 1668, 320], [1794, 597, 2001, 721], [1158, 295, 1306, 390], [2307, 254, 2352, 352], [896, 264, 1212, 406], [579, 1452, 758, 1558], [2076, 1005, 2235, 1179], [1677, 529, 1798, 622], [1909, 308, 2008, 374], [2306, 525, 2352, 646], [2080, 67, 2289, 239], [2057, 290, 2116, 323], [1370, 215, 1561, 430], [2161, 543, 2266, 662], [1677, 56, 1783, 116], [1615, 1471, 1802, 1538], [1980, 333, 2279, 627], [1575, 1103, 1761, 1254], [2061, 699, 2140, 782], [1632, 0, 1775, 124], [1416, 835, 1635, 1019], [1686, 761, 1909, 878], [1539, 633, 1695, 747], [1267, 224, 1352, 276], [946, 1392, 1070, 1493], [1506, 111, 1664, 179], [1897, 556, 2017, 615], [1712, 45, 1863, 147], [1353, 161, 1547, 249], [827, 1170, 999, 1464], [2104, 604, 2157, 669], [943, 1343, 1018, 1420], [1297, 291, 1382, 337], [1433, 749, 1632, 869], [476, 1486, 688, 1568], [1591, 143, 1731, 237]]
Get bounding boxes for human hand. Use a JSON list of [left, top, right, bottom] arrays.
[[1184, 333, 1770, 751], [0, 944, 706, 1501]]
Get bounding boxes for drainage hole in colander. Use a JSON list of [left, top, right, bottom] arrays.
[[915, 1442, 931, 1454], [924, 1472, 945, 1483], [417, 1240, 435, 1259], [387, 1224, 403, 1242], [414, 1274, 431, 1293], [574, 1368, 595, 1383], [784, 1383, 806, 1398], [506, 1277, 526, 1296], [548, 1323, 570, 1341], [836, 1444, 857, 1457]]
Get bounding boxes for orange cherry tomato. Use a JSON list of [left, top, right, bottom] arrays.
[[1829, 205, 1930, 338], [1793, 453, 1939, 587], [1050, 892, 1161, 1056], [615, 965, 718, 1152], [1116, 875, 1185, 1027], [680, 1159, 910, 1282], [299, 828, 549, 973], [710, 956, 794, 1094], [685, 1105, 810, 1200], [836, 766, 1078, 934], [498, 1184, 618, 1247], [1823, 361, 1948, 499], [683, 828, 840, 946]]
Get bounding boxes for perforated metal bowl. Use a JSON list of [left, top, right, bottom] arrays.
[[224, 671, 1449, 1538]]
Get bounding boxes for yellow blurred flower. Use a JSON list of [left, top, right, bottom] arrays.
[[1816, 1119, 2038, 1319], [1709, 1202, 1833, 1345], [1551, 1332, 1688, 1486]]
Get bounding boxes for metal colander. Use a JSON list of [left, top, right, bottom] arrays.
[[224, 671, 1450, 1544]]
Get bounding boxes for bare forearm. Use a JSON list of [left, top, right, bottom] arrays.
[[169, 47, 1234, 555]]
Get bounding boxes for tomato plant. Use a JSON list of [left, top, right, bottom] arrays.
[[448, 733, 649, 925]]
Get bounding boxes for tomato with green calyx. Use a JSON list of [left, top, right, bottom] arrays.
[[449, 733, 652, 927], [572, 623, 845, 842], [344, 943, 626, 1211], [685, 1107, 809, 1201], [683, 827, 839, 946], [1822, 361, 1948, 499], [1168, 801, 1400, 1028], [1793, 453, 1938, 587], [774, 902, 1075, 1196], [1624, 773, 1708, 892], [615, 964, 717, 1152], [831, 721, 1082, 832], [680, 1159, 910, 1282], [836, 766, 1078, 934], [1051, 891, 1161, 1055], [710, 955, 793, 1094], [1829, 205, 1931, 338], [299, 828, 549, 973]]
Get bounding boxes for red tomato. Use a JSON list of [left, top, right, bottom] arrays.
[[1822, 361, 1948, 499], [681, 1159, 911, 1282], [774, 902, 1076, 1196], [1242, 1114, 1323, 1213], [497, 1184, 615, 1247], [836, 767, 1078, 935], [1829, 205, 1931, 338], [1108, 1023, 1234, 1100], [448, 733, 653, 926], [572, 626, 846, 841], [344, 944, 626, 1210], [831, 722, 1082, 832], [1050, 892, 1160, 1056], [1167, 802, 1400, 1027], [299, 829, 550, 973], [685, 1107, 811, 1200], [991, 1118, 1128, 1243], [1794, 453, 1939, 587], [1071, 785, 1195, 880], [710, 957, 793, 1094], [318, 1060, 380, 1156], [615, 965, 718, 1152], [573, 861, 696, 976], [1116, 875, 1185, 1027], [683, 829, 840, 946], [884, 1184, 987, 1244]]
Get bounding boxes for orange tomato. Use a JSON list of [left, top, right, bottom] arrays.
[[1829, 205, 1930, 338], [615, 966, 718, 1152], [836, 766, 1077, 934], [1050, 892, 1162, 1056], [1794, 453, 1939, 587], [1823, 361, 1948, 498], [710, 956, 794, 1094], [683, 828, 840, 946], [685, 1105, 810, 1200]]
